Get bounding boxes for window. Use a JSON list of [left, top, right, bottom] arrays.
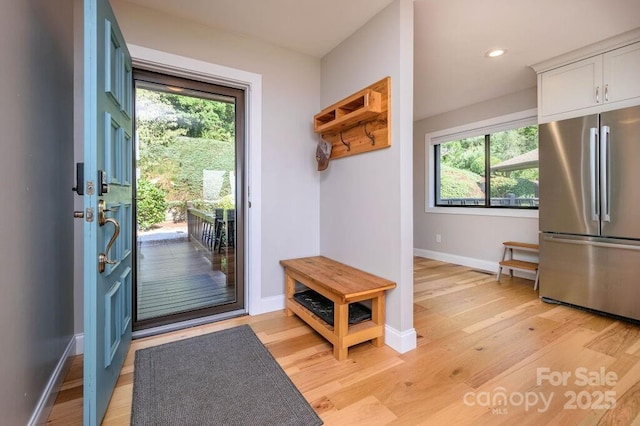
[[433, 121, 538, 209]]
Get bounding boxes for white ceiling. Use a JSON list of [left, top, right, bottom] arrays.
[[124, 0, 395, 57], [414, 0, 640, 119], [125, 0, 640, 121]]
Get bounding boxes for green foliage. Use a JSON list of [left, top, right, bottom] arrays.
[[188, 199, 217, 213], [490, 126, 538, 165], [161, 137, 235, 201], [439, 165, 484, 199], [136, 90, 187, 147], [490, 176, 538, 198], [136, 179, 167, 230], [169, 196, 235, 220], [510, 168, 538, 181], [440, 125, 538, 176], [217, 194, 235, 210], [166, 200, 187, 223], [136, 88, 236, 205], [438, 125, 539, 203], [163, 95, 235, 141], [137, 89, 235, 142], [469, 156, 486, 176], [440, 135, 484, 173]]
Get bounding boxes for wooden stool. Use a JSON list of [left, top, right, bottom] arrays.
[[497, 241, 540, 290]]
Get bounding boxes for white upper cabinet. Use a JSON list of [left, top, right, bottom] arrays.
[[603, 42, 640, 105], [536, 40, 640, 123], [539, 56, 602, 119]]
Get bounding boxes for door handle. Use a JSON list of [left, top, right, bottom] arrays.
[[98, 200, 120, 273], [601, 125, 610, 222], [589, 127, 598, 222], [99, 217, 120, 273]]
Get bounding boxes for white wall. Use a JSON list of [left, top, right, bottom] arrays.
[[71, 0, 322, 329], [413, 88, 539, 269], [320, 0, 415, 350]]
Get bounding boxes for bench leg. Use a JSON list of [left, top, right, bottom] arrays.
[[334, 345, 348, 361], [371, 295, 385, 347], [334, 303, 349, 361], [284, 273, 295, 317]]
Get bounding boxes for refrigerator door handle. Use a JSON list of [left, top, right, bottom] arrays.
[[589, 127, 599, 222], [601, 125, 611, 222], [542, 234, 640, 251]]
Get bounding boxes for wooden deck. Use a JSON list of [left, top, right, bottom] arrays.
[[137, 239, 235, 320]]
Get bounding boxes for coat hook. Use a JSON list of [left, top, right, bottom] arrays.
[[339, 131, 351, 151], [364, 122, 375, 145]]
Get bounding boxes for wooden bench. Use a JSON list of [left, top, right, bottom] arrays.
[[497, 241, 540, 290], [280, 256, 396, 360]]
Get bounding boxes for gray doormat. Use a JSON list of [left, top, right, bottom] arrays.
[[131, 325, 322, 425]]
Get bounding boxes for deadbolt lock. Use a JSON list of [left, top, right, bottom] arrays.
[[73, 208, 94, 222]]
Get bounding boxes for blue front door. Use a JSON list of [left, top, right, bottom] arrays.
[[83, 0, 133, 424]]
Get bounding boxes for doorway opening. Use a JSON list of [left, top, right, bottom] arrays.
[[132, 69, 245, 332]]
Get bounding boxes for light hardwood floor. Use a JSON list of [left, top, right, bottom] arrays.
[[47, 257, 640, 425]]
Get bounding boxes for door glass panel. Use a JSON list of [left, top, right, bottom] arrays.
[[133, 73, 244, 328]]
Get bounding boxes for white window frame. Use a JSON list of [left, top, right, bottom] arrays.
[[425, 108, 539, 218]]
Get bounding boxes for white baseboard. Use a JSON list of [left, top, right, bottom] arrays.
[[28, 336, 76, 426], [385, 325, 417, 354], [413, 248, 536, 280], [74, 332, 84, 355], [250, 294, 286, 315], [414, 248, 496, 272], [251, 296, 419, 354]]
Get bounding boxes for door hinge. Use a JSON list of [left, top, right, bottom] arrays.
[[86, 181, 95, 195]]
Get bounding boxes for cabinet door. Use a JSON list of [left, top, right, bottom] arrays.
[[539, 56, 602, 118], [603, 42, 640, 105]]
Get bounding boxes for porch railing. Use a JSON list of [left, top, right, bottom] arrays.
[[438, 196, 539, 207], [187, 208, 216, 252]]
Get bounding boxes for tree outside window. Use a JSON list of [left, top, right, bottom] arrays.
[[435, 125, 538, 208]]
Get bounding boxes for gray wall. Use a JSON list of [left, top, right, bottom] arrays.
[[0, 0, 75, 423], [320, 0, 415, 339], [413, 88, 539, 265]]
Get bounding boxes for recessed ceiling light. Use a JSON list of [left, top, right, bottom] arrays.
[[485, 48, 507, 58]]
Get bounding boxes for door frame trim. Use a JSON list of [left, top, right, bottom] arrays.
[[128, 44, 263, 315]]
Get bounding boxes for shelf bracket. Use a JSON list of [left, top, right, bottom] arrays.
[[339, 131, 351, 151], [363, 122, 375, 146]]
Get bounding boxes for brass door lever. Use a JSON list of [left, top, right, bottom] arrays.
[[98, 200, 120, 273]]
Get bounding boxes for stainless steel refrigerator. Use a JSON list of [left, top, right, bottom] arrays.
[[539, 104, 640, 321]]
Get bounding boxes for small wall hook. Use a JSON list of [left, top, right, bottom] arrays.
[[339, 131, 351, 151], [364, 122, 375, 145]]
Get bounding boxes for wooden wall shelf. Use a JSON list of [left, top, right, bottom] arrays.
[[314, 77, 390, 161], [314, 89, 381, 133]]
